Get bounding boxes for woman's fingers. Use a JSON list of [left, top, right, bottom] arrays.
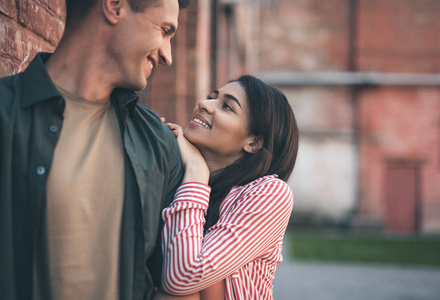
[[166, 123, 182, 137]]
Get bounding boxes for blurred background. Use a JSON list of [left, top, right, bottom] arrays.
[[1, 0, 440, 298]]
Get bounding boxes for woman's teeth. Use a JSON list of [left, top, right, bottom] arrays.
[[193, 118, 211, 129]]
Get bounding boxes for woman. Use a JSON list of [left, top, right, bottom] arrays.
[[160, 75, 299, 299]]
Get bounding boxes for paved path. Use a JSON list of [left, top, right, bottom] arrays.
[[272, 237, 440, 300], [273, 260, 440, 300]]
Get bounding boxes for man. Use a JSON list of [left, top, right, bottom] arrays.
[[0, 0, 189, 299]]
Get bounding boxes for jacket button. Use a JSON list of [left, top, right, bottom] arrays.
[[36, 166, 45, 175], [49, 125, 58, 133]]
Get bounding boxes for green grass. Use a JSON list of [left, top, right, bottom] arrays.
[[287, 233, 440, 267]]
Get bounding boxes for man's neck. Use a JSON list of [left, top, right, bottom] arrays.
[[45, 33, 115, 102]]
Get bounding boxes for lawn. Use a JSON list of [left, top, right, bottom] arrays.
[[287, 232, 440, 267]]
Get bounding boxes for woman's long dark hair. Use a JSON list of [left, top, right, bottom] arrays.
[[204, 75, 299, 231]]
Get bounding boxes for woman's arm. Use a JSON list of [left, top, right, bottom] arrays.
[[161, 177, 293, 295]]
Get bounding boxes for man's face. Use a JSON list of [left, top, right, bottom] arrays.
[[110, 0, 179, 91]]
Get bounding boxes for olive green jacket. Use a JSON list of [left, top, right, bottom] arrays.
[[0, 53, 184, 300]]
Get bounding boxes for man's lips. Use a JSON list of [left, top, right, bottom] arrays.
[[147, 56, 158, 69]]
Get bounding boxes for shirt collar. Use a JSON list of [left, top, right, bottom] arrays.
[[21, 52, 139, 116], [110, 88, 139, 118], [22, 52, 61, 108]]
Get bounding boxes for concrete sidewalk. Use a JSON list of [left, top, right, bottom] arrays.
[[273, 260, 440, 300]]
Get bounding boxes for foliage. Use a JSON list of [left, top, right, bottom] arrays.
[[288, 233, 440, 267]]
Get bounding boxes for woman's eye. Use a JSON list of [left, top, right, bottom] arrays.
[[207, 94, 213, 100], [222, 102, 233, 111]]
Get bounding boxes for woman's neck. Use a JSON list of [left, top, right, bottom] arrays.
[[202, 151, 243, 175]]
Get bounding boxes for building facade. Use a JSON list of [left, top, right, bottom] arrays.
[[1, 0, 439, 233]]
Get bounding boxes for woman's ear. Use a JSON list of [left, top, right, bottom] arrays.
[[243, 136, 264, 154], [102, 0, 124, 25]]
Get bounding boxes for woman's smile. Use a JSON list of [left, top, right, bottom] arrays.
[[190, 115, 212, 129]]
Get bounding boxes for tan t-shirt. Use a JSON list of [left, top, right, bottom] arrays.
[[46, 86, 124, 300]]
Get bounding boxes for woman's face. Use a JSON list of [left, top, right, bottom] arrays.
[[184, 81, 255, 169]]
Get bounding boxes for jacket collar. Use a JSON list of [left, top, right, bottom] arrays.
[[111, 88, 139, 118], [21, 52, 139, 116], [22, 53, 61, 108]]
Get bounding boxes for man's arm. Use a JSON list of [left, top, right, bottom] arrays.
[[147, 122, 185, 288]]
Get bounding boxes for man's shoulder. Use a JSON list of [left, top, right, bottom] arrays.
[[0, 72, 23, 92], [134, 103, 161, 122], [130, 103, 177, 145], [134, 104, 165, 130], [0, 72, 24, 111]]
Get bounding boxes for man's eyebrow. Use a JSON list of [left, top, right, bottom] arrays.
[[212, 90, 242, 108]]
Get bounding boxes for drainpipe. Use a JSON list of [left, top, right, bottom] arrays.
[[348, 0, 360, 230], [210, 0, 218, 91]]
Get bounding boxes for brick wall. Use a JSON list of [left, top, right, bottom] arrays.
[[0, 0, 65, 76], [355, 0, 440, 232], [257, 0, 359, 225], [259, 0, 350, 72], [253, 0, 440, 233], [358, 87, 440, 232], [135, 1, 200, 125], [357, 0, 440, 72]]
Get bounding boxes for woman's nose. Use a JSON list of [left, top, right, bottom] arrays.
[[198, 99, 215, 114]]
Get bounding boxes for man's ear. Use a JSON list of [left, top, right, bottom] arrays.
[[243, 136, 264, 154], [102, 0, 125, 25]]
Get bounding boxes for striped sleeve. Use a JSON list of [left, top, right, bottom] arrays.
[[161, 178, 293, 296]]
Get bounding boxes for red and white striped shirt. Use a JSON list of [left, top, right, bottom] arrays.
[[161, 175, 294, 299]]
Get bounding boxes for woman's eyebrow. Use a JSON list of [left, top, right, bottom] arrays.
[[212, 90, 241, 108], [224, 94, 241, 108]]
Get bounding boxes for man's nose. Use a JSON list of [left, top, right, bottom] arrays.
[[159, 39, 172, 66]]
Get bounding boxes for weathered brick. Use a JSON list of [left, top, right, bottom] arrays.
[[17, 0, 64, 45], [0, 15, 56, 74], [0, 55, 18, 77], [358, 87, 440, 231], [0, 17, 23, 61], [47, 0, 65, 16], [259, 0, 350, 72], [0, 0, 17, 20], [357, 0, 440, 72]]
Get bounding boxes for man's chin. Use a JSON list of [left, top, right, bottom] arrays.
[[128, 79, 148, 92]]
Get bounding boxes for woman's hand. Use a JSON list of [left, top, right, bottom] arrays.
[[167, 122, 210, 185], [200, 280, 225, 300], [154, 290, 200, 300]]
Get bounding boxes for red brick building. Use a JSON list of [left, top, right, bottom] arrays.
[[2, 0, 439, 234], [203, 0, 440, 234]]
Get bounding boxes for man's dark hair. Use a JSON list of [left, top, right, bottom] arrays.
[[65, 0, 190, 26]]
